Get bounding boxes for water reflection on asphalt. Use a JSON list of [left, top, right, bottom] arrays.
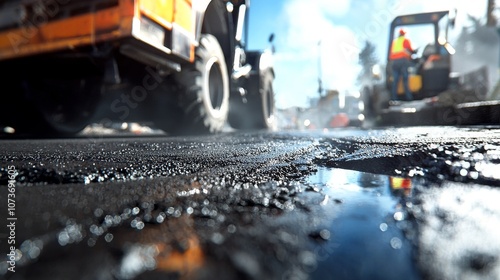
[[306, 168, 420, 280]]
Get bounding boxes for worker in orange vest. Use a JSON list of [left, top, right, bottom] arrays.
[[389, 28, 415, 102]]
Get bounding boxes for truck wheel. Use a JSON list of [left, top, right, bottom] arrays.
[[228, 70, 276, 130], [165, 34, 229, 135], [257, 70, 276, 129], [18, 77, 100, 137]]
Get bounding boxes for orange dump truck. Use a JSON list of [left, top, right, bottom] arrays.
[[0, 0, 275, 136]]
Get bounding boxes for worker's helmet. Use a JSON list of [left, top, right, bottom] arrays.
[[399, 28, 407, 36]]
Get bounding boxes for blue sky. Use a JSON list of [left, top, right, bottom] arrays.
[[246, 0, 490, 109]]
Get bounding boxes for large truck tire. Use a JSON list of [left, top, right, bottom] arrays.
[[10, 77, 100, 137], [160, 34, 229, 135], [228, 70, 276, 130]]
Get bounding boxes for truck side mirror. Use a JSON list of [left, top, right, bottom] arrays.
[[268, 33, 275, 53], [268, 33, 275, 43]]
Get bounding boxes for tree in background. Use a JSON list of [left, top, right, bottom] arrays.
[[357, 41, 379, 85]]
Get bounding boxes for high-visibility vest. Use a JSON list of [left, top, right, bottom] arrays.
[[390, 37, 411, 60]]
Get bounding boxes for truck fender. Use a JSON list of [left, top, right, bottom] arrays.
[[192, 0, 212, 44]]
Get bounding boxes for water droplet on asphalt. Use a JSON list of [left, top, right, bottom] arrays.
[[394, 211, 404, 221], [156, 212, 166, 223], [460, 169, 468, 177], [87, 238, 96, 247], [379, 223, 388, 232], [227, 224, 237, 233], [390, 237, 402, 249], [211, 232, 224, 244], [94, 208, 103, 217], [58, 232, 70, 246], [319, 229, 330, 240], [20, 239, 42, 260], [173, 209, 182, 218], [105, 233, 114, 242], [136, 221, 145, 230]]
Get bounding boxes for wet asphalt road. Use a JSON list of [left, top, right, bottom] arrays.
[[1, 126, 500, 280]]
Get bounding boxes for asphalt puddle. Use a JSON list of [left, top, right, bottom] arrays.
[[305, 167, 421, 280]]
